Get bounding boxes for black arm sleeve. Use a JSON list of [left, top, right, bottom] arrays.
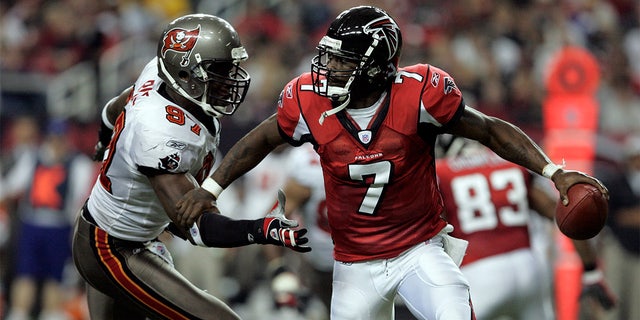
[[197, 212, 266, 248]]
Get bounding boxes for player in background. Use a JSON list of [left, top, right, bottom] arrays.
[[594, 134, 640, 320], [2, 119, 95, 320], [435, 136, 616, 320], [263, 143, 333, 319], [222, 144, 292, 306], [72, 14, 309, 320], [176, 6, 608, 320]]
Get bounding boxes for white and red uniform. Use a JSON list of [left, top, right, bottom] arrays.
[[87, 59, 219, 241], [277, 64, 474, 320], [87, 59, 218, 241], [436, 148, 553, 320], [73, 58, 237, 319]]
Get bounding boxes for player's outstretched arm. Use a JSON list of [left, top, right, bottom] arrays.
[[573, 240, 617, 310], [447, 106, 609, 205], [150, 172, 309, 251], [176, 114, 286, 225]]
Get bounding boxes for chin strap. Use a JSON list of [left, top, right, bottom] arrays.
[[319, 94, 350, 125]]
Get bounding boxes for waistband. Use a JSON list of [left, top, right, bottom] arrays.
[[81, 202, 147, 248]]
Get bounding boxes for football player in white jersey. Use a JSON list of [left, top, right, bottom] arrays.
[[264, 143, 333, 316], [71, 14, 309, 320], [283, 144, 334, 303]]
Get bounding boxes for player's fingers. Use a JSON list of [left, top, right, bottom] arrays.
[[294, 245, 312, 253], [295, 236, 309, 246], [596, 182, 609, 199], [577, 174, 609, 199], [184, 213, 196, 227], [559, 190, 569, 206], [296, 228, 308, 238], [178, 203, 197, 227]]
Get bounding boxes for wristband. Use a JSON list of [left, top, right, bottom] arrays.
[[201, 177, 224, 198], [582, 269, 604, 284], [542, 163, 563, 179]]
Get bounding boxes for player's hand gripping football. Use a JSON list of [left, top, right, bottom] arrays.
[[550, 169, 609, 206], [256, 190, 311, 253], [580, 268, 617, 310]]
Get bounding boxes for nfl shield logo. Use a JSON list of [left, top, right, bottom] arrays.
[[358, 130, 372, 144]]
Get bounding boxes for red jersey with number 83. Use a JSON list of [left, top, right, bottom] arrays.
[[436, 149, 533, 266]]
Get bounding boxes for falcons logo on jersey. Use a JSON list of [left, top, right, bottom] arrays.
[[363, 17, 400, 61], [161, 25, 201, 66]]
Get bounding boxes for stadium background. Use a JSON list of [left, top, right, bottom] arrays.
[[1, 0, 638, 319]]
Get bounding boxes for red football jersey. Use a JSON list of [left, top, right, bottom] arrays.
[[436, 148, 533, 266], [277, 64, 464, 262]]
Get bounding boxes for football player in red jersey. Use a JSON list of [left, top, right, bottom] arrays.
[[176, 6, 608, 320], [73, 14, 309, 320], [435, 136, 616, 320]]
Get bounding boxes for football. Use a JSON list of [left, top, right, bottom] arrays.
[[556, 183, 608, 240]]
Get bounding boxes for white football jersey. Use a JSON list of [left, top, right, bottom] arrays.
[[87, 58, 219, 241], [287, 144, 333, 271]]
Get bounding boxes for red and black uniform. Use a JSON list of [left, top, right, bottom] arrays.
[[277, 64, 464, 262]]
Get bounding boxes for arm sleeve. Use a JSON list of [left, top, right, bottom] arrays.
[[193, 212, 264, 248]]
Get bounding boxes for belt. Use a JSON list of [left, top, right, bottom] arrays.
[[81, 201, 147, 248]]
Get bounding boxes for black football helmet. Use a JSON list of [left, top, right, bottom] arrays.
[[157, 14, 250, 117], [311, 6, 402, 121]]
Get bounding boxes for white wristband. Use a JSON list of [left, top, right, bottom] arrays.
[[201, 177, 224, 198], [582, 269, 604, 285], [542, 163, 563, 179]]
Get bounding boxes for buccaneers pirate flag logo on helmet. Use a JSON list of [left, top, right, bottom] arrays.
[[161, 25, 201, 66]]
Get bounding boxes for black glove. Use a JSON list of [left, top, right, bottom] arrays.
[[580, 268, 617, 310], [255, 190, 311, 253], [93, 120, 113, 161]]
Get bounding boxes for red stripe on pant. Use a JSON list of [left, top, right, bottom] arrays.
[[92, 227, 189, 320]]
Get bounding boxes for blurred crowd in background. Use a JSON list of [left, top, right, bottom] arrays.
[[2, 0, 639, 150], [0, 0, 639, 319]]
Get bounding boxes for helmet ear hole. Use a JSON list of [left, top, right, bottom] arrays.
[[367, 66, 381, 78], [178, 70, 190, 81]]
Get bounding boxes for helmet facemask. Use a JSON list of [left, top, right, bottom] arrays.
[[191, 54, 250, 116], [312, 35, 387, 124], [159, 51, 250, 118]]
